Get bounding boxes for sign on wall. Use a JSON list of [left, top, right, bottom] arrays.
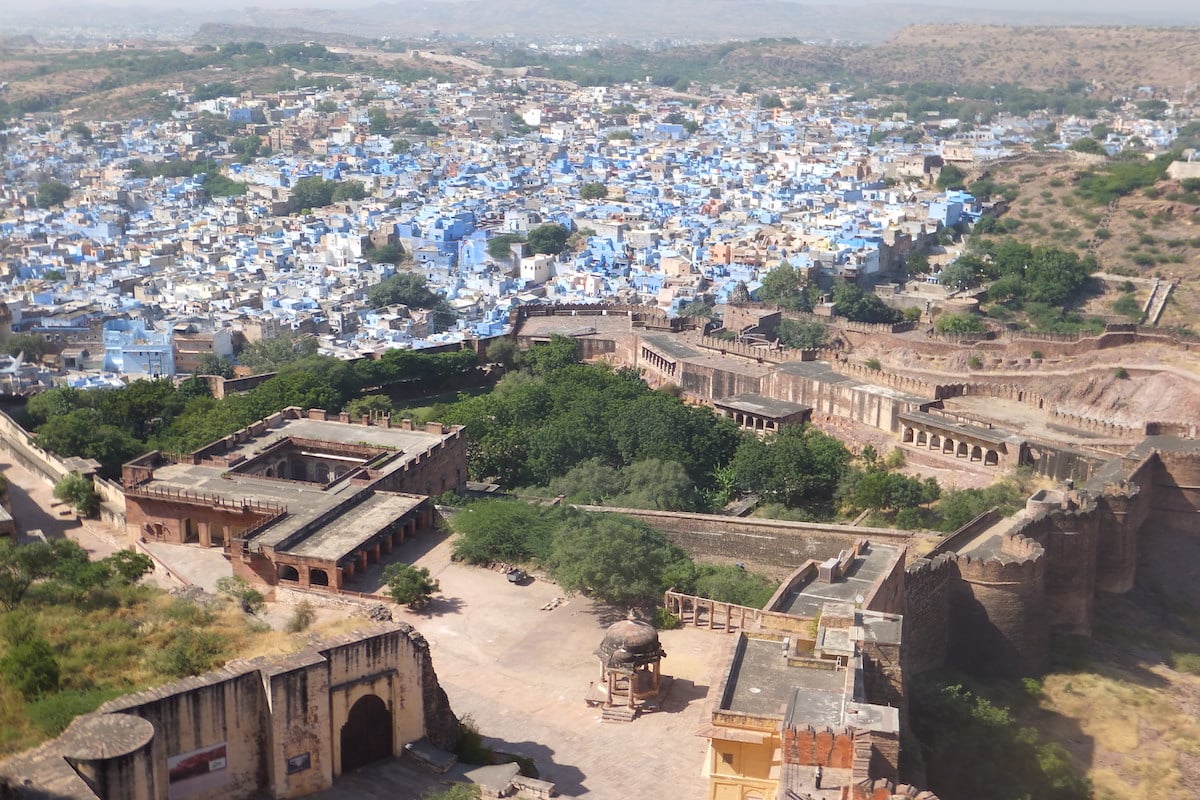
[[167, 742, 229, 800], [286, 752, 312, 775]]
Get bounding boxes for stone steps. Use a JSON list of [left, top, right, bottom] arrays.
[[600, 705, 637, 724]]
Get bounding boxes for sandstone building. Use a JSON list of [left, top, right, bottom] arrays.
[[121, 406, 467, 594], [0, 624, 458, 800]]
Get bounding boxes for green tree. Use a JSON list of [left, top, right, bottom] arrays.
[[367, 272, 440, 309], [53, 472, 100, 517], [548, 512, 687, 606], [383, 563, 440, 607], [287, 176, 336, 212], [450, 499, 558, 564], [68, 121, 92, 142], [936, 164, 966, 190], [937, 258, 983, 291], [104, 551, 153, 585], [832, 283, 903, 324], [368, 107, 391, 135], [332, 180, 368, 202], [521, 335, 579, 376], [1068, 137, 1105, 155], [906, 252, 930, 275], [579, 181, 607, 200], [934, 313, 987, 334], [36, 180, 71, 208], [4, 333, 52, 360], [777, 318, 828, 349], [237, 334, 319, 373], [345, 394, 394, 420], [485, 338, 520, 370], [487, 233, 525, 260], [392, 137, 412, 155], [612, 459, 699, 511], [0, 539, 71, 610], [731, 424, 850, 508], [194, 353, 234, 377], [526, 224, 569, 255], [758, 262, 803, 306], [368, 242, 406, 265]]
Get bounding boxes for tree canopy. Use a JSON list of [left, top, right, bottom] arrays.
[[833, 283, 903, 325], [440, 338, 740, 493], [367, 272, 441, 309], [487, 233, 526, 260], [35, 181, 71, 209], [579, 181, 608, 200], [731, 424, 850, 508], [526, 223, 570, 255]]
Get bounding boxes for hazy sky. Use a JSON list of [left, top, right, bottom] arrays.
[[0, 0, 1196, 22]]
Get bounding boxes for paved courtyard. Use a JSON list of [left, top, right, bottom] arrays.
[[337, 534, 724, 799]]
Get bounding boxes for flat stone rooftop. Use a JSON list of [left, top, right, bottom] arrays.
[[285, 492, 424, 560], [516, 313, 634, 339], [224, 417, 445, 462], [774, 544, 903, 618], [138, 416, 452, 560], [714, 392, 811, 419], [641, 333, 703, 360], [722, 636, 846, 723]]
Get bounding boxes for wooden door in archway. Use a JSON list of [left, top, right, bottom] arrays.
[[340, 694, 393, 773]]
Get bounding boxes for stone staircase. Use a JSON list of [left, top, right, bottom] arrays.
[[600, 705, 638, 724]]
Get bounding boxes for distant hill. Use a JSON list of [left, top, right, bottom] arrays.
[[628, 25, 1200, 92], [0, 1, 1168, 46]]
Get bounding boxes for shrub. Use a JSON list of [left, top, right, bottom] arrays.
[[865, 358, 882, 371], [1170, 652, 1200, 675], [653, 607, 682, 630], [155, 629, 223, 678], [1114, 367, 1129, 379], [216, 576, 265, 615], [455, 715, 493, 765], [26, 687, 124, 737], [1031, 350, 1044, 360], [0, 638, 60, 699], [967, 355, 983, 369], [286, 601, 316, 633], [52, 473, 99, 516], [423, 784, 482, 800]]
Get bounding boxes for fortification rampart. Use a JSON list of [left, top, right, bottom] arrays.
[[951, 534, 1049, 676]]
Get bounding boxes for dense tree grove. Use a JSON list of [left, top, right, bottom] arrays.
[[23, 349, 479, 476], [526, 223, 570, 255], [730, 423, 851, 508], [945, 239, 1095, 312], [448, 500, 775, 608], [439, 336, 741, 494], [832, 283, 903, 325]]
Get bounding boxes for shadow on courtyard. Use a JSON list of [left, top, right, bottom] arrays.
[[0, 460, 82, 542], [478, 738, 588, 797]]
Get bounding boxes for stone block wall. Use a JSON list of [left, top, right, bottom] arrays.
[[950, 536, 1049, 676], [902, 554, 956, 676], [582, 506, 908, 578]]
